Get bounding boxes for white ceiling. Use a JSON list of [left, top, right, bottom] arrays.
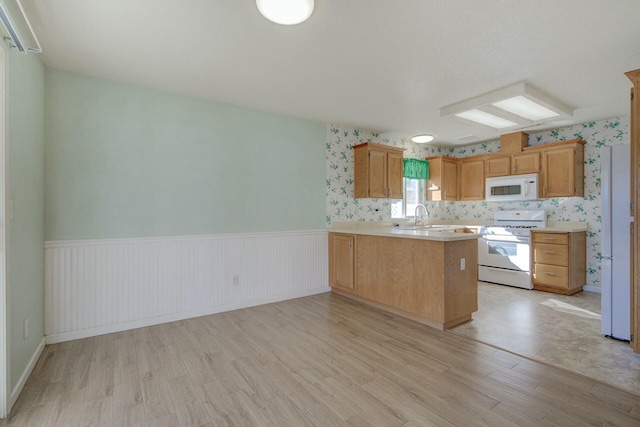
[[21, 0, 640, 145]]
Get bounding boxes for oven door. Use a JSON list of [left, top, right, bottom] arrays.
[[478, 235, 531, 272]]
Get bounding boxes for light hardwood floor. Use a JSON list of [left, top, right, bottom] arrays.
[[3, 293, 640, 426]]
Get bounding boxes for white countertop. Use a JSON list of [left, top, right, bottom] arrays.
[[328, 220, 588, 241], [329, 222, 480, 242]]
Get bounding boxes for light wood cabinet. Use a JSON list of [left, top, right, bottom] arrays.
[[328, 233, 355, 291], [485, 152, 540, 178], [427, 140, 584, 201], [354, 142, 404, 199], [500, 131, 529, 153], [532, 231, 586, 295], [539, 140, 585, 198], [458, 156, 485, 200], [426, 156, 458, 201], [485, 156, 511, 177], [328, 233, 478, 330], [511, 151, 540, 175]]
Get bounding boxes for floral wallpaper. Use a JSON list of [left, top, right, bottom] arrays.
[[325, 117, 631, 291]]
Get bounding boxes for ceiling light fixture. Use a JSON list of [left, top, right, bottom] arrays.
[[411, 134, 434, 144], [256, 0, 314, 25], [440, 82, 572, 130]]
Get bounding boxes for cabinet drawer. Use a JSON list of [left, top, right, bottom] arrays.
[[533, 243, 568, 266], [534, 264, 568, 289], [533, 233, 568, 245]]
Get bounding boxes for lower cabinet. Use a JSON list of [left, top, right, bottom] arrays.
[[328, 232, 478, 329], [532, 231, 586, 295], [328, 233, 355, 291]]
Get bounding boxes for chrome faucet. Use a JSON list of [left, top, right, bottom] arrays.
[[414, 204, 429, 225]]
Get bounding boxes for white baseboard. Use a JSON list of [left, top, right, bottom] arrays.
[[583, 285, 601, 293], [46, 286, 329, 344], [9, 337, 45, 411]]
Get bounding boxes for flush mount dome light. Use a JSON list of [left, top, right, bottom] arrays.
[[411, 134, 434, 143], [440, 82, 572, 130], [256, 0, 314, 25]]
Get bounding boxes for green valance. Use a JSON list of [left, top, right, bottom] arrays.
[[403, 158, 429, 180]]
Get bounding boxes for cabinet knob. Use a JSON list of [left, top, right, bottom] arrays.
[[543, 250, 555, 254]]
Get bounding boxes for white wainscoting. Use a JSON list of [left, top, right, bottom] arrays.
[[44, 230, 329, 344]]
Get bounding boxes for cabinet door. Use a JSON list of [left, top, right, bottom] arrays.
[[387, 151, 404, 199], [442, 160, 458, 200], [329, 233, 355, 291], [512, 152, 540, 175], [485, 156, 510, 177], [541, 147, 575, 197], [368, 149, 388, 198], [458, 158, 485, 200], [426, 157, 442, 201]]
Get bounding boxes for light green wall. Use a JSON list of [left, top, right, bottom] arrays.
[[8, 50, 45, 390], [45, 69, 326, 240]]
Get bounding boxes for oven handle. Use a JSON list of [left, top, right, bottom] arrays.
[[480, 235, 531, 244], [482, 266, 525, 274]]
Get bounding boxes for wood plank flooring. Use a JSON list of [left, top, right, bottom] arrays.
[[3, 292, 640, 426]]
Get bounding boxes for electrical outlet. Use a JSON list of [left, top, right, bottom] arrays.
[[23, 318, 29, 338], [460, 258, 466, 270], [232, 274, 240, 286]]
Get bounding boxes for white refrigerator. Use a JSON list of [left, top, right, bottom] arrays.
[[600, 143, 632, 341]]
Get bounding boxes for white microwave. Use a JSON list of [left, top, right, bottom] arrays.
[[485, 173, 539, 202]]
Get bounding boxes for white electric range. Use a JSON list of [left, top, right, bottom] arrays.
[[478, 210, 547, 289]]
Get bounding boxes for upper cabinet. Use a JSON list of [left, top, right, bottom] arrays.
[[485, 156, 511, 178], [485, 132, 584, 198], [486, 152, 540, 178], [352, 133, 585, 203], [511, 151, 541, 175], [458, 156, 485, 200], [538, 140, 585, 198], [354, 142, 404, 199], [426, 156, 458, 201]]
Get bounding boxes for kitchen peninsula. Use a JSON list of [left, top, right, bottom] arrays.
[[328, 223, 480, 330]]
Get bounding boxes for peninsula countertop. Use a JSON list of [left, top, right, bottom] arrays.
[[328, 221, 480, 242], [328, 219, 588, 241]]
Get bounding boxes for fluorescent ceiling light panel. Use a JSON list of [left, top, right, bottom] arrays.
[[440, 82, 572, 130], [454, 109, 518, 129], [492, 95, 560, 121]]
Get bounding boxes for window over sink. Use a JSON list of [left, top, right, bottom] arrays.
[[392, 178, 426, 219]]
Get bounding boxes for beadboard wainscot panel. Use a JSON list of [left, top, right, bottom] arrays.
[[44, 230, 329, 343]]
